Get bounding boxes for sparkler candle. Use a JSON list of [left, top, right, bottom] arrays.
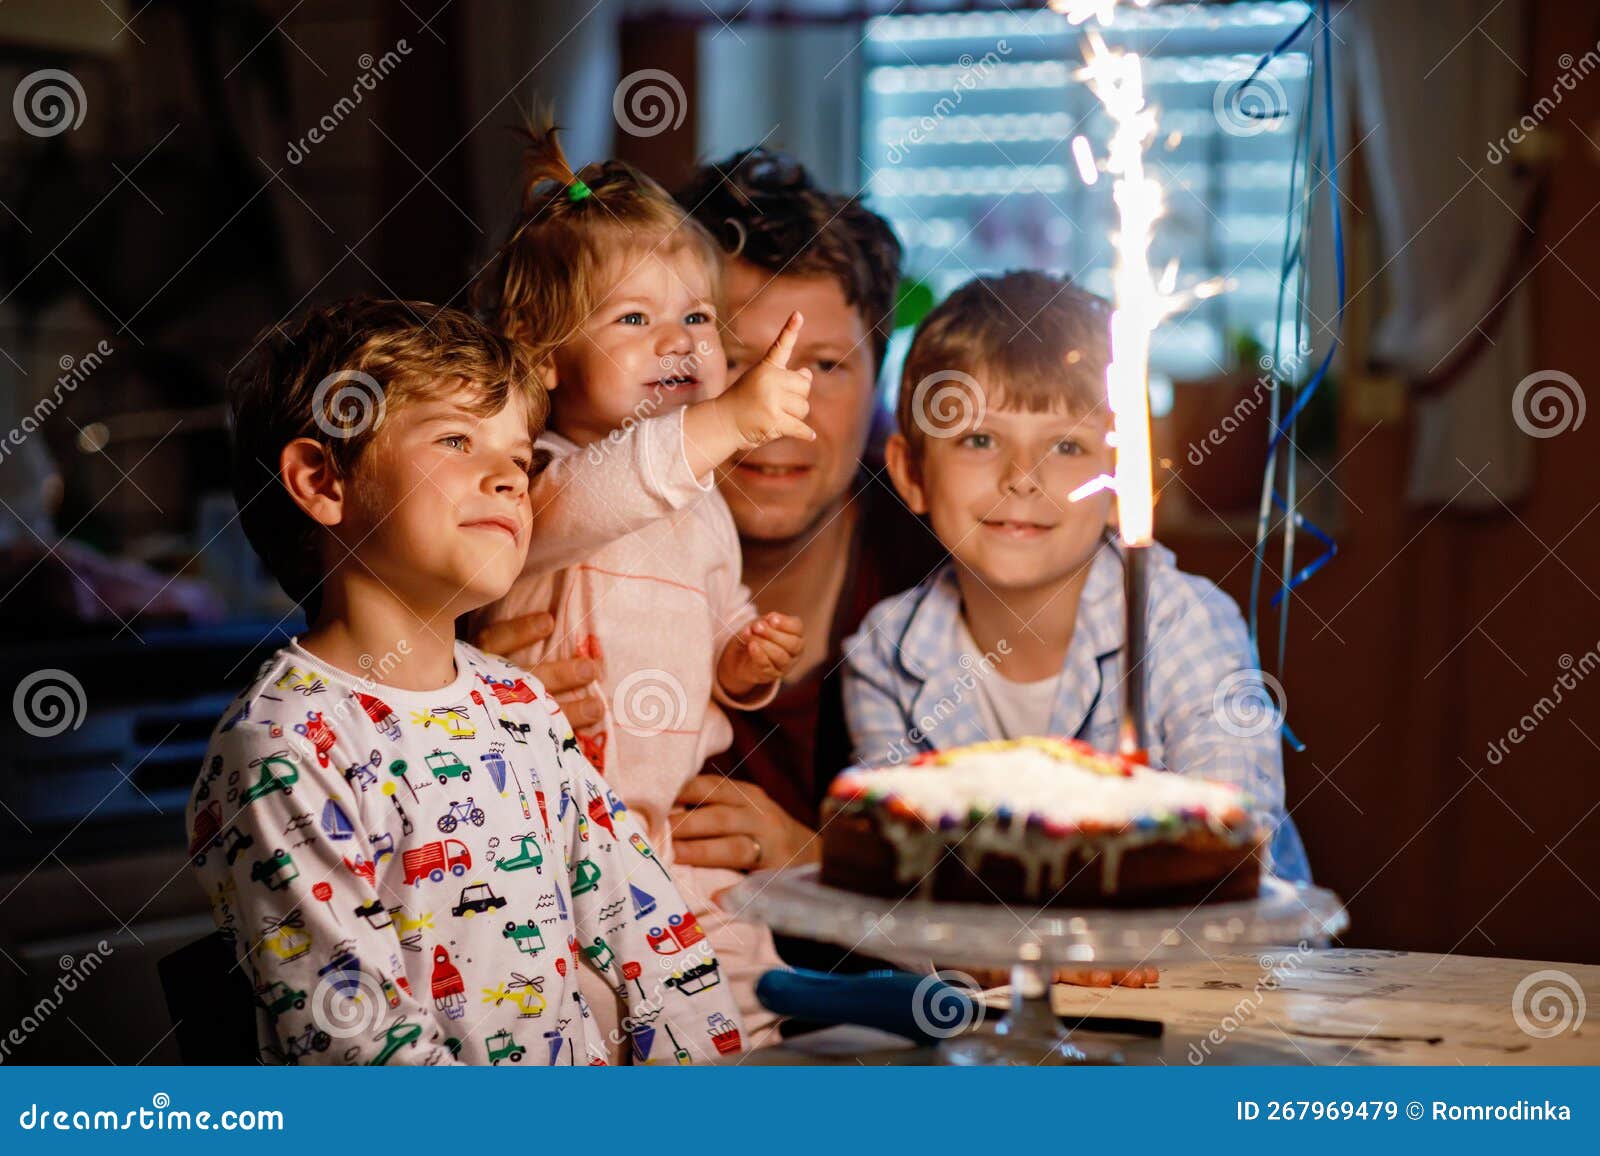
[[1053, 0, 1173, 760]]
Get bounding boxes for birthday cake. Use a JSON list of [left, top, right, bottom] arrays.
[[819, 738, 1266, 907]]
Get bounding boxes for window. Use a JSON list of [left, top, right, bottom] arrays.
[[863, 2, 1314, 400]]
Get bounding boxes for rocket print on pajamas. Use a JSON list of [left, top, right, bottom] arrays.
[[186, 640, 743, 1066]]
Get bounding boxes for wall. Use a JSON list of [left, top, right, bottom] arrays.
[[1168, 2, 1600, 965]]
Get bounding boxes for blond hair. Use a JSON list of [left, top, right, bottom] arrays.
[[472, 119, 723, 369]]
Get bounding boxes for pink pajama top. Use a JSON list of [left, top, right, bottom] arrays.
[[472, 409, 786, 1057]]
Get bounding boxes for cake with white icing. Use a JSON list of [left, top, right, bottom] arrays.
[[820, 738, 1266, 907]]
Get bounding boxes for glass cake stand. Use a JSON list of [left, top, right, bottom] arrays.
[[719, 866, 1349, 1066]]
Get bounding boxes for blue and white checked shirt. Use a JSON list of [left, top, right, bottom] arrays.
[[841, 537, 1312, 884]]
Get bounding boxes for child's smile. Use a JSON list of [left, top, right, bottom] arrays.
[[550, 242, 725, 445], [894, 402, 1114, 595], [338, 389, 536, 615]]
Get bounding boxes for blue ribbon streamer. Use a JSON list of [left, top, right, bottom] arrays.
[[1244, 0, 1346, 752]]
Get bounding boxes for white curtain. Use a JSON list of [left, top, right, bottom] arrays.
[[1343, 0, 1535, 508]]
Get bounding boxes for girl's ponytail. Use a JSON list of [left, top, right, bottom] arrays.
[[516, 117, 583, 213], [473, 108, 721, 377]]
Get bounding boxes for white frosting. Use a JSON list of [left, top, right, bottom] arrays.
[[839, 744, 1249, 827], [835, 742, 1262, 895]]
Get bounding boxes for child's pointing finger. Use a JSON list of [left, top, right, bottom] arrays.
[[760, 311, 804, 370]]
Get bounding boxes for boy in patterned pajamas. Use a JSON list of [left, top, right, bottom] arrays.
[[186, 299, 746, 1065]]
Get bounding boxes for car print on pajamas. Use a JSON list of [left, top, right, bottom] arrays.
[[249, 848, 299, 890], [424, 749, 471, 786], [646, 912, 705, 955], [452, 882, 506, 918], [664, 958, 722, 997], [401, 838, 471, 886], [485, 1028, 525, 1064], [254, 979, 306, 1020], [502, 919, 545, 956], [354, 899, 393, 930], [189, 800, 225, 864], [190, 811, 252, 869]]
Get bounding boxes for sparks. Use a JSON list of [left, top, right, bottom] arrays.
[[1075, 17, 1160, 546], [1051, 0, 1222, 761], [1071, 134, 1099, 185], [1051, 0, 1179, 549]]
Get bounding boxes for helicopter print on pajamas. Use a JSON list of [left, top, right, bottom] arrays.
[[186, 640, 741, 1066]]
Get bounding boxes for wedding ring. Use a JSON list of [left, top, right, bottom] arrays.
[[747, 834, 765, 868]]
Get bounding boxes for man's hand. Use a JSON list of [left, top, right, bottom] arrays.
[[670, 774, 820, 871], [471, 612, 605, 730], [716, 611, 803, 700], [682, 312, 813, 477]]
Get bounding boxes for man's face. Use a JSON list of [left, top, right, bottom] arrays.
[[336, 387, 536, 616], [716, 261, 878, 543]]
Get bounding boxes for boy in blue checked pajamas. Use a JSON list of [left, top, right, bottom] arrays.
[[842, 273, 1311, 884], [187, 299, 742, 1065]]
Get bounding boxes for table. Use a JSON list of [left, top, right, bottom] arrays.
[[735, 947, 1599, 1065]]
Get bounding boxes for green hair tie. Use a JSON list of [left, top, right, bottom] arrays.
[[567, 178, 592, 203]]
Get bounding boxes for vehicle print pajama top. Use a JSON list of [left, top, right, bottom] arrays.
[[186, 639, 744, 1066]]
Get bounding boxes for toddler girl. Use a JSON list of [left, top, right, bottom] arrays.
[[470, 124, 808, 1057]]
